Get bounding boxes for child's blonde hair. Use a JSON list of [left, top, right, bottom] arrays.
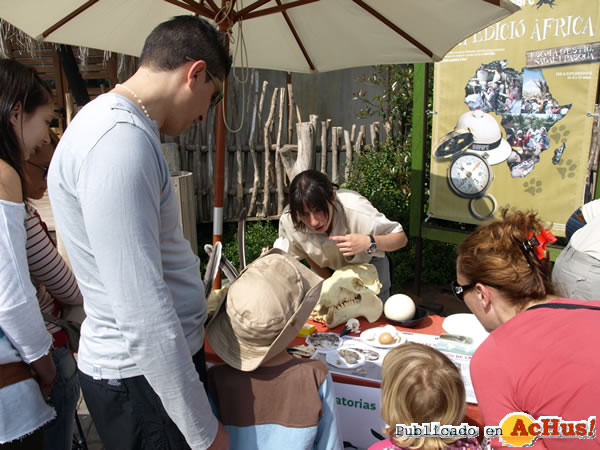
[[380, 343, 466, 450]]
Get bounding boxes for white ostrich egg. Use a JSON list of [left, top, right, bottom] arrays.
[[384, 294, 416, 321]]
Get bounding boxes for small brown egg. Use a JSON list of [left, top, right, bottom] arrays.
[[379, 332, 394, 345]]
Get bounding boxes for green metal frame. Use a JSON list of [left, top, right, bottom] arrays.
[[409, 63, 427, 239]]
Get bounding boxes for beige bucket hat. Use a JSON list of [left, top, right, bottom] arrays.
[[206, 248, 323, 372]]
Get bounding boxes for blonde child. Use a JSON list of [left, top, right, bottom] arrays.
[[371, 343, 481, 450]]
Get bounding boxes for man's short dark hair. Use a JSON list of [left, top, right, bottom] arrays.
[[140, 15, 232, 79]]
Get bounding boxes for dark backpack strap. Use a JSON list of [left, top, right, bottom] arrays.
[[527, 303, 600, 311]]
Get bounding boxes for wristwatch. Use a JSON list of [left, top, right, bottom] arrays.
[[367, 235, 377, 254]]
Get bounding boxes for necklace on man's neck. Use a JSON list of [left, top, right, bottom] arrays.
[[115, 83, 151, 120]]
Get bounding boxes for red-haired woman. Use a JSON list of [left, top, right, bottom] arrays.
[[455, 209, 600, 449]]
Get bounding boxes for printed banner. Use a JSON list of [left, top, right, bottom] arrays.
[[429, 0, 600, 233]]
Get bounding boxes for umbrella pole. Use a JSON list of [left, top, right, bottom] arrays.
[[212, 15, 230, 289], [213, 93, 226, 289]]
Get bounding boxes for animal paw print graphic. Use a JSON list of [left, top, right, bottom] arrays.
[[556, 159, 577, 180], [552, 142, 565, 165], [550, 124, 569, 145], [523, 177, 542, 196]]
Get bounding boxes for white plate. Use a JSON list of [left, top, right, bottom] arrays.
[[342, 346, 381, 362], [359, 326, 406, 349], [306, 332, 342, 350], [326, 348, 365, 369], [442, 313, 489, 345]]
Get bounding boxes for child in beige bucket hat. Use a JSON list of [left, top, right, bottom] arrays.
[[206, 248, 342, 449]]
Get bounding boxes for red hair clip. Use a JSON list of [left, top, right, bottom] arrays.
[[525, 228, 557, 260]]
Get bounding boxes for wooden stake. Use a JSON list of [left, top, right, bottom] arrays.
[[370, 121, 380, 147], [320, 119, 331, 174], [344, 129, 352, 181], [233, 87, 244, 215], [279, 144, 298, 182], [296, 121, 315, 176], [287, 80, 295, 145], [275, 88, 286, 214], [331, 126, 340, 184], [262, 88, 278, 217], [355, 125, 366, 158], [248, 79, 267, 216]]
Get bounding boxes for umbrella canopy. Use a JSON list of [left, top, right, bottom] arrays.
[[1, 0, 518, 72], [0, 0, 519, 288]]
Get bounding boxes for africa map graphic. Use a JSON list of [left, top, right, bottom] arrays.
[[463, 60, 571, 178]]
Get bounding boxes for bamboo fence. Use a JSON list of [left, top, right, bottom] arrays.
[[162, 71, 387, 223]]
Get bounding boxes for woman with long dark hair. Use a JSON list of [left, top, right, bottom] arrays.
[[23, 131, 84, 450], [0, 58, 57, 448], [455, 209, 600, 449]]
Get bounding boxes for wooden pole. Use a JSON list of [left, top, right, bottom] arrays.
[[297, 121, 315, 175], [212, 11, 229, 288], [279, 144, 298, 181], [370, 121, 380, 147], [320, 119, 331, 173], [355, 125, 365, 157], [276, 88, 286, 214], [331, 126, 339, 184], [248, 80, 267, 216], [287, 73, 294, 145], [262, 88, 278, 217], [234, 92, 244, 215], [344, 129, 352, 180]]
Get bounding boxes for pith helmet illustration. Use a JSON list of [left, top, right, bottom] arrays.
[[434, 110, 512, 165]]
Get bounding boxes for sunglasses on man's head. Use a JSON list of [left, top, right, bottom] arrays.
[[205, 69, 224, 110], [185, 56, 224, 110], [27, 161, 49, 180], [450, 280, 476, 303]]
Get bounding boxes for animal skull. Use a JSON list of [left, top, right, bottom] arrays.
[[311, 264, 383, 328]]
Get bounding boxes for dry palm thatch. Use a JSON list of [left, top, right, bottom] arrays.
[[0, 19, 134, 81]]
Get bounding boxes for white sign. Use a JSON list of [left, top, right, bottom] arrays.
[[333, 382, 386, 449]]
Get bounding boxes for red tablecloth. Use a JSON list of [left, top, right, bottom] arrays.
[[205, 314, 483, 432]]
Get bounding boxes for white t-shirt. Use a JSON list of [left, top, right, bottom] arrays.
[[0, 200, 55, 443], [571, 199, 600, 260], [48, 94, 217, 448]]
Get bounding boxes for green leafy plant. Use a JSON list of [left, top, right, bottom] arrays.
[[347, 64, 458, 290], [353, 64, 414, 144], [222, 220, 279, 270], [343, 142, 411, 226]]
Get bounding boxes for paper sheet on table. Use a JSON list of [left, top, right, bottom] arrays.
[[311, 332, 440, 384], [312, 332, 479, 404], [434, 337, 478, 404]]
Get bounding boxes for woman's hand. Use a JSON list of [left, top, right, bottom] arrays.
[[329, 234, 371, 257]]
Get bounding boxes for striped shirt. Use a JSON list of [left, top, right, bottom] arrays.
[[25, 204, 83, 340]]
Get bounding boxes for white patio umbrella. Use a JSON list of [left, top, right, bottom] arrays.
[[0, 0, 518, 267], [0, 0, 518, 71]]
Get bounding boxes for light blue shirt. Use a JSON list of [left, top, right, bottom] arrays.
[[48, 93, 216, 448], [221, 375, 342, 450]]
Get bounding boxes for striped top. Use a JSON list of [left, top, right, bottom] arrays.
[[25, 204, 83, 340]]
